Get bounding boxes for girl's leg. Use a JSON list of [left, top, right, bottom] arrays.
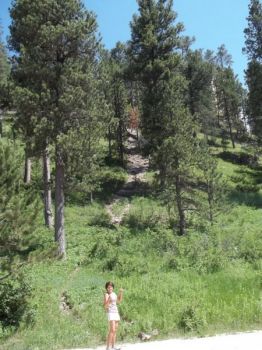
[[107, 321, 116, 349], [112, 321, 119, 348]]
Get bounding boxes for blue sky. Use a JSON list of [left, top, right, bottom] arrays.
[[0, 0, 249, 84]]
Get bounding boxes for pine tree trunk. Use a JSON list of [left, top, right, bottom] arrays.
[[175, 174, 186, 236], [207, 182, 214, 225], [43, 146, 53, 228], [24, 149, 31, 184], [108, 126, 112, 160], [118, 121, 124, 166], [227, 118, 235, 148], [216, 102, 221, 128], [0, 112, 3, 137], [223, 94, 235, 148], [55, 145, 66, 258]]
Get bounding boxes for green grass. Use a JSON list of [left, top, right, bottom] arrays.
[[1, 137, 262, 349], [1, 197, 262, 350], [1, 260, 261, 350]]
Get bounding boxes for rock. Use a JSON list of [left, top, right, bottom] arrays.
[[138, 332, 151, 341]]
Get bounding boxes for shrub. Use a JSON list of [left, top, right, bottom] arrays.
[[99, 167, 127, 198], [238, 230, 262, 263], [88, 210, 112, 227], [163, 232, 226, 274], [150, 228, 177, 253], [0, 274, 34, 329], [113, 253, 149, 276], [84, 227, 125, 267], [122, 197, 168, 230], [178, 301, 206, 333]]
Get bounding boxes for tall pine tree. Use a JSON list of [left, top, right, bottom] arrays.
[[184, 49, 217, 138], [9, 0, 100, 257], [243, 0, 262, 141], [0, 27, 10, 137], [129, 0, 184, 151]]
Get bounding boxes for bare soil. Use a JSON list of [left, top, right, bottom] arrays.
[[106, 131, 149, 225]]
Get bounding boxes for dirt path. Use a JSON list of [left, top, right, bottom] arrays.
[[106, 131, 149, 225], [65, 330, 262, 350]]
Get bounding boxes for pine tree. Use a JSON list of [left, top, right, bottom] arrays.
[[245, 61, 262, 137], [243, 0, 262, 61], [109, 42, 129, 166], [129, 1, 205, 235], [197, 144, 227, 225], [129, 0, 184, 150], [0, 27, 9, 84], [0, 140, 39, 273], [62, 57, 108, 203], [0, 27, 10, 137], [214, 46, 244, 148], [153, 74, 199, 235], [9, 0, 100, 257], [184, 49, 217, 137], [0, 140, 36, 330], [243, 0, 262, 141]]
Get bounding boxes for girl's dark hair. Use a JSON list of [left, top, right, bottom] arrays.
[[105, 281, 114, 289]]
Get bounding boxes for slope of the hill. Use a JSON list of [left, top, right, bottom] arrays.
[[1, 135, 262, 350]]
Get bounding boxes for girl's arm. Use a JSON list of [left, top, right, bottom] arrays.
[[103, 293, 111, 310], [117, 288, 124, 303]]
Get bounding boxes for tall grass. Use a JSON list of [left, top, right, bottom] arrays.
[[2, 262, 261, 350]]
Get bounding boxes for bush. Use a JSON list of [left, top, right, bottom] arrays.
[[99, 167, 127, 198], [112, 253, 149, 276], [162, 232, 226, 274], [238, 230, 262, 263], [150, 228, 176, 253], [84, 227, 125, 266], [122, 197, 168, 230], [0, 274, 34, 329], [88, 211, 112, 227], [178, 301, 206, 333]]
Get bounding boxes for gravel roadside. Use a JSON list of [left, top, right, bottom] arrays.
[[65, 330, 262, 350]]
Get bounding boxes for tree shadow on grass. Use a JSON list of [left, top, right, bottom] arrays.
[[232, 166, 262, 185], [216, 150, 259, 168], [227, 190, 262, 208], [228, 165, 262, 208], [220, 151, 262, 208]]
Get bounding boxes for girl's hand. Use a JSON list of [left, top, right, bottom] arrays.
[[119, 288, 124, 293]]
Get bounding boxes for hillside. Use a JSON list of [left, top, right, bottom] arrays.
[[1, 133, 262, 350]]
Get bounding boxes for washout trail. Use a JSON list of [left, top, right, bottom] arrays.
[[106, 130, 149, 225]]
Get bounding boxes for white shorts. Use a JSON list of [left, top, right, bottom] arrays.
[[108, 312, 120, 321]]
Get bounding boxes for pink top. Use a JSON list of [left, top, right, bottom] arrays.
[[107, 292, 119, 314]]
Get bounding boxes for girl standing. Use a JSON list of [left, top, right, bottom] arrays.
[[103, 281, 123, 350]]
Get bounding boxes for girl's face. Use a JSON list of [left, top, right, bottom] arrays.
[[107, 284, 114, 294]]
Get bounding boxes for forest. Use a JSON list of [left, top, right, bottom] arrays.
[[0, 0, 262, 349]]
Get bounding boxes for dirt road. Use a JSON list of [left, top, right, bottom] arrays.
[[66, 330, 262, 350]]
